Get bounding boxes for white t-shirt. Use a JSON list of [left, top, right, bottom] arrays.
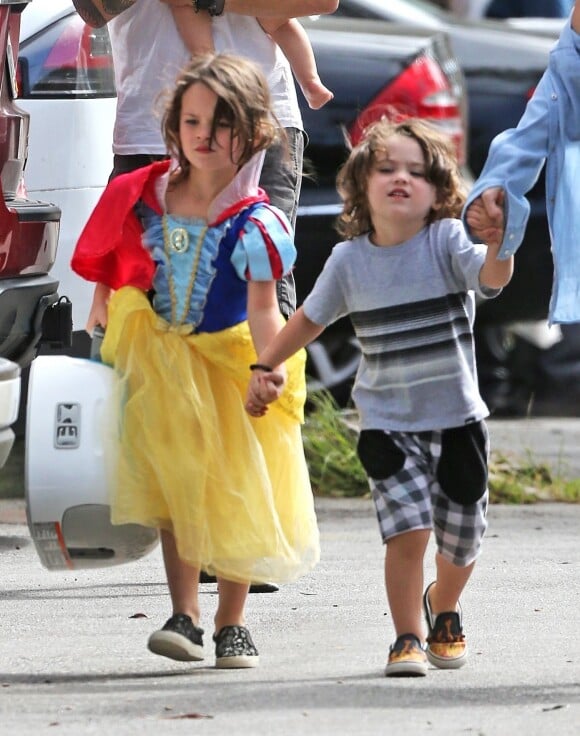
[[108, 0, 302, 155]]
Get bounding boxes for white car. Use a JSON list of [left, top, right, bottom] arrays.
[[19, 0, 115, 342]]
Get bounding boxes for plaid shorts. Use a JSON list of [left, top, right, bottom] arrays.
[[358, 423, 489, 566]]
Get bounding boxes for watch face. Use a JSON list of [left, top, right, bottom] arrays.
[[196, 0, 225, 16]]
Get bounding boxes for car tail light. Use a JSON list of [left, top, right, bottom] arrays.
[[17, 14, 115, 99], [348, 53, 466, 166]]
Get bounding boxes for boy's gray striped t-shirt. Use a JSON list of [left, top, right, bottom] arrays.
[[302, 218, 500, 432]]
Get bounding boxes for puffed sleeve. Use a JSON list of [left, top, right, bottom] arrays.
[[230, 204, 296, 281]]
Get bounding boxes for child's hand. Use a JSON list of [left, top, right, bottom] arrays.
[[258, 370, 286, 403], [466, 187, 505, 249], [86, 283, 112, 334], [245, 370, 286, 417]]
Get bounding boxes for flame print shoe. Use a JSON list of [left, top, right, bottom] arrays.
[[148, 613, 204, 662], [385, 633, 428, 677], [423, 581, 467, 669], [214, 625, 260, 669]]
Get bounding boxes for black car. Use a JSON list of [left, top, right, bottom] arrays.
[[0, 0, 64, 466]]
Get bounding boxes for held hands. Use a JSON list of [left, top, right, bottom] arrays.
[[245, 368, 286, 417], [465, 187, 505, 250]]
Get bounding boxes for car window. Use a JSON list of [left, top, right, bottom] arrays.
[[334, 0, 448, 26]]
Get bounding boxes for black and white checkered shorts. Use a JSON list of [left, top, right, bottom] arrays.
[[357, 422, 489, 566]]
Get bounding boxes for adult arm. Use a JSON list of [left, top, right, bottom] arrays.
[[462, 71, 550, 257], [463, 10, 580, 257], [72, 0, 137, 27]]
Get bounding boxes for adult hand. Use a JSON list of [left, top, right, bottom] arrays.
[[465, 187, 505, 249], [573, 0, 580, 33]]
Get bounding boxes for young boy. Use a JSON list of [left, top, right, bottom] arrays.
[[246, 119, 512, 677]]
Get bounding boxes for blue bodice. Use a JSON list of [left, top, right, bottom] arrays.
[[136, 201, 296, 333]]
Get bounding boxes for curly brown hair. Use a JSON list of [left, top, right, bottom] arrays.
[[336, 119, 467, 240], [161, 53, 285, 185]]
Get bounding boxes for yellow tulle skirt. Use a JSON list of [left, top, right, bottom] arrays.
[[101, 286, 319, 584]]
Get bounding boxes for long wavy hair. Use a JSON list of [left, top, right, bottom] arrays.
[[161, 53, 284, 185], [336, 119, 467, 240]]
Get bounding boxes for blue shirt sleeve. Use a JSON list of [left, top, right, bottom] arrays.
[[462, 60, 552, 259], [463, 15, 580, 260]]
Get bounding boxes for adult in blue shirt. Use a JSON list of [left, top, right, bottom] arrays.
[[464, 1, 580, 326], [486, 0, 572, 18]]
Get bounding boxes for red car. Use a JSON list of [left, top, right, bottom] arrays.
[[0, 0, 63, 466]]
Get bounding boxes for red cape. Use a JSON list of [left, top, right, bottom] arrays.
[[71, 160, 268, 290]]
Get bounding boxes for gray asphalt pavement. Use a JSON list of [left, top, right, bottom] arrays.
[[1, 494, 579, 736]]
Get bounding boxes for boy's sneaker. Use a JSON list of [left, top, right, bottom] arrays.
[[385, 633, 427, 677], [422, 581, 467, 669], [214, 625, 259, 669], [148, 613, 204, 662]]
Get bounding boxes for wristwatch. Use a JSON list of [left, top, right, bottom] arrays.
[[193, 0, 225, 16]]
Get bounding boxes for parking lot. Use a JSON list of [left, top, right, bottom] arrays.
[[1, 497, 579, 736]]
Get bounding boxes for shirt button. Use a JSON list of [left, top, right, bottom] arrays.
[[508, 234, 515, 241], [551, 93, 558, 100]]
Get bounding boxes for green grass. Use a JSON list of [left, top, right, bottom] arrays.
[[488, 452, 580, 504], [303, 390, 368, 497], [303, 389, 580, 503]]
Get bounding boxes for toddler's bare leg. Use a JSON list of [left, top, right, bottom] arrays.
[[215, 578, 251, 632], [427, 553, 475, 615], [160, 529, 201, 624], [384, 529, 431, 640]]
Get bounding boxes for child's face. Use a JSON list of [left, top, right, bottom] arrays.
[[178, 82, 242, 174], [367, 133, 438, 230]]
